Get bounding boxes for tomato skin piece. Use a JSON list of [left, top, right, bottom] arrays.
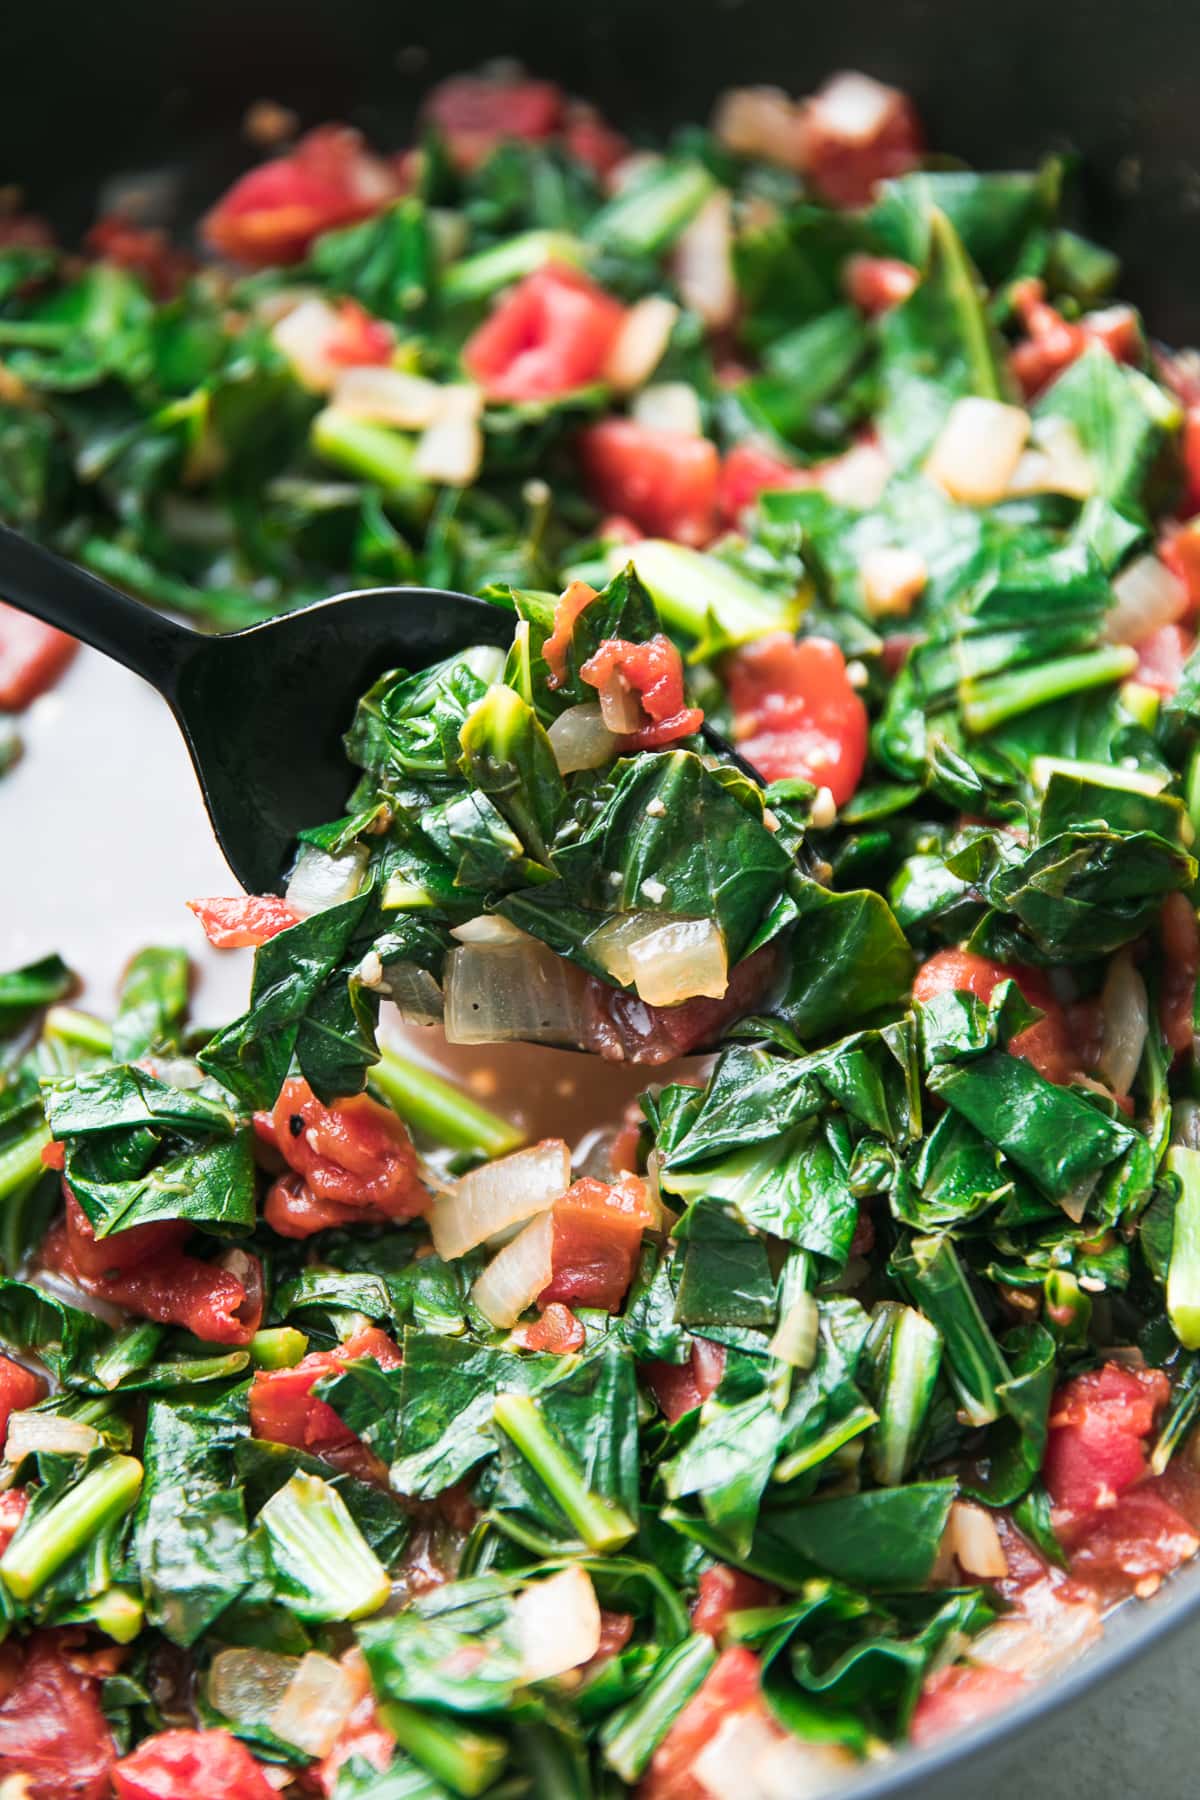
[[797, 79, 923, 209], [580, 634, 704, 748], [717, 442, 809, 525], [248, 1328, 401, 1478], [639, 1646, 766, 1800], [912, 947, 1076, 1086], [1159, 520, 1200, 613], [258, 1077, 427, 1232], [643, 1337, 727, 1424], [1009, 280, 1143, 398], [203, 126, 397, 265], [0, 603, 76, 711], [319, 1691, 395, 1795], [540, 1175, 656, 1312], [1134, 621, 1195, 695], [0, 1632, 115, 1800], [1159, 891, 1199, 1054], [325, 298, 395, 366], [844, 252, 919, 315], [186, 894, 302, 949], [909, 1663, 1028, 1748], [113, 1729, 276, 1800], [543, 579, 599, 689], [0, 1356, 46, 1446], [563, 104, 629, 178], [0, 1490, 27, 1558], [424, 74, 565, 170], [691, 1565, 778, 1639], [579, 420, 721, 547], [464, 265, 624, 402], [512, 1302, 587, 1355], [1043, 1362, 1170, 1526], [725, 632, 868, 806], [1067, 1484, 1200, 1585]]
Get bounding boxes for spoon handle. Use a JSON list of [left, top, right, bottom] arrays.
[[0, 523, 198, 700]]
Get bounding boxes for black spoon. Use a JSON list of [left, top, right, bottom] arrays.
[[0, 524, 755, 894]]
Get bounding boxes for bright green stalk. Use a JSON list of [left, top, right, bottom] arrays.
[[92, 1320, 165, 1391], [620, 540, 802, 647], [442, 230, 585, 304], [259, 1470, 389, 1621], [43, 1006, 114, 1055], [1043, 1269, 1092, 1345], [894, 1235, 1010, 1426], [1168, 1147, 1200, 1350], [311, 409, 427, 501], [492, 1393, 636, 1552], [249, 1327, 309, 1369], [381, 1700, 508, 1797], [370, 1044, 525, 1158], [600, 1634, 717, 1782], [0, 1125, 51, 1204], [586, 161, 716, 255], [60, 1586, 145, 1643], [870, 1306, 943, 1486], [1151, 1355, 1200, 1476], [1, 1455, 142, 1601], [962, 645, 1138, 735]]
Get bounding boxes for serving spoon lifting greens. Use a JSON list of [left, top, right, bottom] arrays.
[[0, 523, 755, 896]]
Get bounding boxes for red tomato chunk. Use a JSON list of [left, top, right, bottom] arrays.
[[797, 73, 923, 209], [203, 126, 398, 265], [0, 1354, 46, 1447], [186, 893, 302, 949], [464, 265, 624, 402], [0, 603, 76, 712], [540, 1175, 657, 1311], [0, 1632, 115, 1800], [912, 947, 1077, 1086], [1043, 1362, 1170, 1528], [543, 579, 599, 689], [580, 634, 704, 749], [512, 1302, 587, 1355], [579, 420, 721, 546], [724, 632, 868, 805], [257, 1076, 427, 1237], [249, 1325, 401, 1484], [1134, 622, 1195, 696], [113, 1728, 276, 1800], [643, 1338, 727, 1424], [691, 1564, 778, 1639], [424, 74, 565, 169], [1159, 891, 1199, 1055], [639, 1645, 766, 1800], [909, 1663, 1028, 1748], [582, 943, 778, 1065]]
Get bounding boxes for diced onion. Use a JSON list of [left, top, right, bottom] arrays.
[[268, 1650, 368, 1758], [673, 190, 738, 331], [811, 71, 896, 142], [331, 366, 447, 428], [632, 382, 704, 437], [5, 1412, 99, 1461], [694, 1711, 783, 1800], [451, 914, 528, 947], [604, 296, 680, 393], [548, 704, 619, 774], [413, 385, 484, 486], [271, 297, 348, 392], [1007, 417, 1094, 500], [591, 911, 675, 987], [712, 87, 802, 168], [1105, 554, 1188, 646], [208, 1646, 297, 1723], [443, 933, 588, 1047], [514, 1565, 602, 1682], [925, 398, 1031, 505], [430, 1138, 571, 1260], [946, 1501, 1008, 1579], [285, 841, 369, 917], [969, 1588, 1102, 1681], [592, 669, 643, 735], [819, 442, 890, 509], [629, 918, 728, 1005], [752, 1734, 856, 1800], [859, 545, 927, 618], [768, 1295, 819, 1369], [471, 1209, 555, 1328], [1098, 949, 1149, 1098]]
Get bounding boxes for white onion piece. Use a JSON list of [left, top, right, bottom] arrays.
[[604, 296, 679, 392], [208, 1646, 296, 1723], [431, 1138, 571, 1260], [673, 190, 737, 330], [285, 841, 369, 917], [413, 385, 484, 486], [753, 1735, 857, 1800], [451, 914, 528, 947], [1105, 554, 1188, 646], [926, 398, 1031, 505], [627, 918, 728, 1005], [1007, 417, 1094, 500], [592, 670, 643, 735], [768, 1295, 819, 1369], [268, 1650, 367, 1757], [271, 297, 348, 392], [810, 70, 897, 143], [332, 366, 446, 428], [1098, 949, 1150, 1098], [5, 1412, 99, 1461], [632, 382, 704, 437], [947, 1501, 1008, 1579], [693, 1709, 783, 1800], [969, 1587, 1102, 1681], [461, 644, 508, 686], [591, 912, 675, 987], [443, 935, 588, 1047], [819, 442, 891, 509], [548, 704, 619, 774], [471, 1209, 555, 1328], [514, 1565, 602, 1682], [712, 87, 801, 167], [859, 545, 927, 618]]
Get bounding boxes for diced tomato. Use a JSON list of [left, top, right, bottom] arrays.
[[562, 103, 629, 178], [724, 632, 868, 806], [325, 298, 396, 367], [0, 1356, 46, 1446], [912, 947, 1077, 1086], [844, 252, 919, 315], [0, 214, 54, 251], [1043, 1362, 1170, 1528], [1134, 621, 1195, 696], [1160, 891, 1199, 1055], [46, 1193, 263, 1347], [318, 1691, 395, 1795], [579, 420, 720, 546], [1159, 520, 1200, 615], [540, 1175, 656, 1312], [1067, 1484, 1200, 1586], [644, 1337, 727, 1424], [85, 215, 195, 300], [909, 1663, 1028, 1748], [0, 603, 77, 712], [203, 126, 398, 265], [463, 265, 625, 402], [249, 1328, 399, 1481], [0, 1490, 28, 1558], [340, 1324, 403, 1369], [717, 442, 811, 526], [186, 893, 302, 949], [796, 73, 923, 209], [0, 1631, 115, 1799], [580, 634, 704, 748], [257, 1076, 427, 1238], [582, 941, 778, 1064], [609, 1098, 646, 1176], [113, 1729, 276, 1800], [424, 74, 565, 171], [691, 1565, 778, 1639], [1010, 280, 1143, 399], [40, 1140, 66, 1172], [543, 579, 598, 689], [639, 1646, 765, 1800], [512, 1301, 587, 1355]]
